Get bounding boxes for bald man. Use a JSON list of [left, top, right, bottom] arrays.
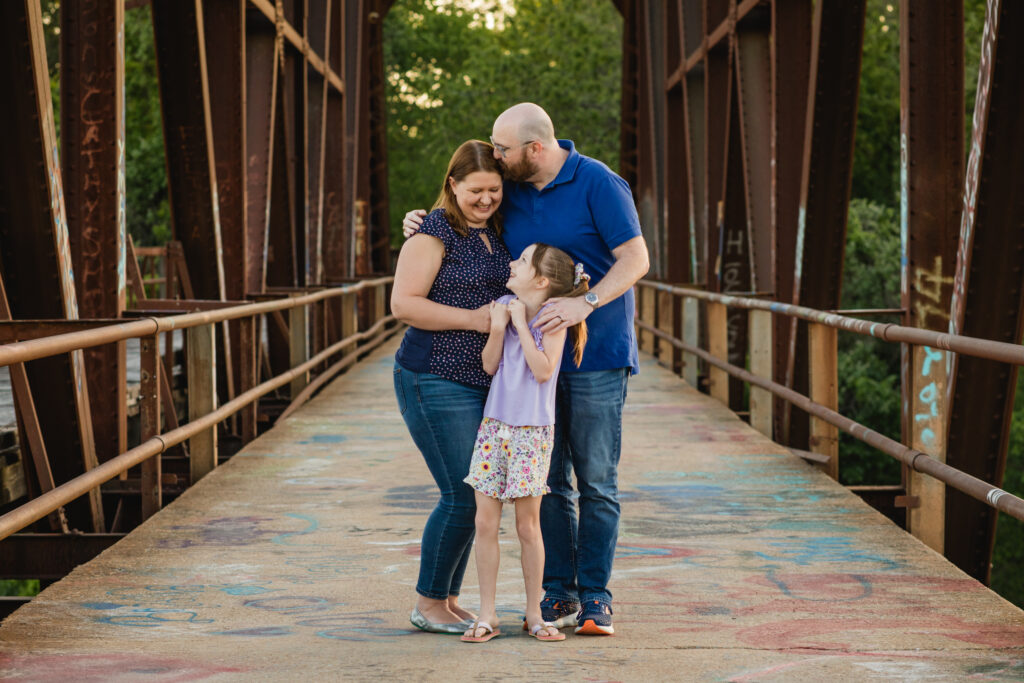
[[403, 103, 649, 635]]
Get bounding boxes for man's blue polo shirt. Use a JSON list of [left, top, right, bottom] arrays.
[[502, 140, 642, 375]]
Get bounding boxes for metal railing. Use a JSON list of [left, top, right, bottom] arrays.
[[634, 280, 1024, 523], [0, 277, 399, 541]]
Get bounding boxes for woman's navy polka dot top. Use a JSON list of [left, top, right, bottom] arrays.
[[395, 208, 511, 387]]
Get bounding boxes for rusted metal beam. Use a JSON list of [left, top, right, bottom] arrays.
[[202, 0, 245, 418], [899, 0, 963, 552], [306, 0, 331, 286], [245, 7, 278, 294], [322, 0, 348, 283], [785, 0, 866, 447], [770, 0, 812, 443], [734, 6, 772, 294], [151, 0, 226, 302], [139, 333, 161, 520], [62, 0, 128, 471], [364, 1, 392, 273], [664, 2, 691, 284], [204, 0, 247, 302], [721, 71, 752, 409], [703, 42, 730, 293], [267, 44, 299, 293], [0, 0, 104, 533], [636, 0, 666, 278], [944, 0, 1024, 584], [619, 0, 640, 191]]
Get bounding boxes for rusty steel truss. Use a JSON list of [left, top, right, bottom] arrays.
[[0, 0, 394, 594], [619, 0, 1024, 584], [0, 0, 1022, 594]]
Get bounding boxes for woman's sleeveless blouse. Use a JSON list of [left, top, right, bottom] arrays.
[[395, 209, 511, 387]]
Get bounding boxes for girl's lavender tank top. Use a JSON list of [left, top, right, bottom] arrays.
[[483, 295, 560, 427]]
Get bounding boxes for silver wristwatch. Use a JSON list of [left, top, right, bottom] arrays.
[[584, 291, 599, 309]]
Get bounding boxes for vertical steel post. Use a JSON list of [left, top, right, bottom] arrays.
[[0, 0, 103, 532], [944, 0, 1024, 583], [786, 0, 866, 448], [62, 0, 128, 469], [239, 315, 258, 442], [245, 11, 278, 295], [151, 0, 226, 302], [770, 0, 812, 443], [290, 301, 309, 398], [900, 0, 963, 551], [707, 301, 729, 404], [682, 296, 700, 387], [748, 308, 773, 437], [187, 324, 218, 482], [808, 322, 839, 480], [140, 334, 162, 520]]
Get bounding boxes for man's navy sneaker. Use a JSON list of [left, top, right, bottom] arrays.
[[523, 598, 580, 630], [575, 600, 614, 635]]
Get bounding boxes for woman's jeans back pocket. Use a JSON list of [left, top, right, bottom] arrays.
[[393, 365, 408, 415]]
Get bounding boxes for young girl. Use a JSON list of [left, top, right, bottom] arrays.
[[460, 243, 589, 643]]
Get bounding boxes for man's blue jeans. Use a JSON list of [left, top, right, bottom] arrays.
[[540, 368, 630, 606], [393, 364, 487, 600]]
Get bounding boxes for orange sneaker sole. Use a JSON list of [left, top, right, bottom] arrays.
[[574, 619, 614, 636]]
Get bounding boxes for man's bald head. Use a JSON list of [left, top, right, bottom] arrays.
[[493, 102, 556, 146]]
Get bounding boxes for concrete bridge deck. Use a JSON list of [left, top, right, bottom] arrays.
[[1, 338, 1023, 681]]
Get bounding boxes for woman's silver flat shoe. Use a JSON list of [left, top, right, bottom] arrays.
[[410, 607, 470, 634]]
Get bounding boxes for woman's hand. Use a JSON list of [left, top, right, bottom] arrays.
[[402, 209, 427, 239], [507, 298, 528, 330], [489, 301, 510, 331]]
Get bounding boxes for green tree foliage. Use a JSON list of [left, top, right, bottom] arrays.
[[383, 0, 621, 244], [838, 200, 902, 486], [993, 378, 1024, 606], [851, 1, 899, 206], [125, 5, 172, 245]]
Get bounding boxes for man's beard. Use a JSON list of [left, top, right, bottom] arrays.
[[501, 155, 539, 183]]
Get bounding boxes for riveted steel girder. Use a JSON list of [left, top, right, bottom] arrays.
[[944, 0, 1024, 584], [151, 0, 226, 302], [785, 0, 866, 448], [62, 0, 128, 467], [899, 0, 963, 552], [0, 0, 103, 533]]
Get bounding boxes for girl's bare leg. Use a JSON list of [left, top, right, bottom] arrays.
[[447, 596, 475, 622], [466, 491, 503, 638], [515, 495, 558, 637]]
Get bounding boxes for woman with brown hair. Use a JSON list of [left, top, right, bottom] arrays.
[[390, 140, 512, 633]]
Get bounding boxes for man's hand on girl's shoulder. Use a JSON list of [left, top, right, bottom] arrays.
[[402, 209, 427, 239]]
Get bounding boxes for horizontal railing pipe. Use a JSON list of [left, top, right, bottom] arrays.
[[0, 290, 397, 541], [638, 280, 1024, 366], [635, 318, 1024, 523], [0, 277, 392, 368]]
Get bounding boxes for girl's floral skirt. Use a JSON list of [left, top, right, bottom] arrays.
[[463, 417, 553, 503]]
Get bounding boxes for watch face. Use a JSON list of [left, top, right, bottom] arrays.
[[585, 292, 598, 305]]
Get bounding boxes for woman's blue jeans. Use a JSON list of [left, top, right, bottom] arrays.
[[540, 368, 629, 607], [393, 364, 487, 600]]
